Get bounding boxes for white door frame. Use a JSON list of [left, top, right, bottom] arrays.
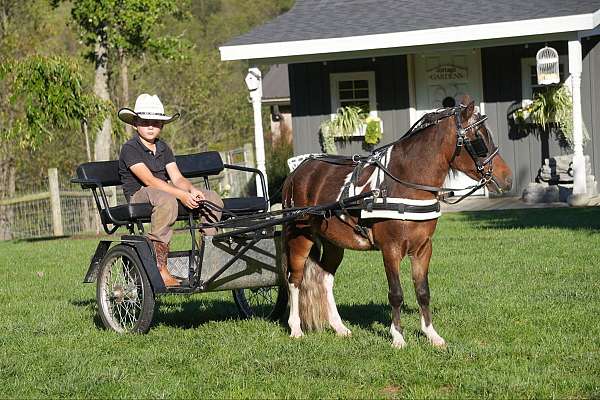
[[408, 48, 487, 196]]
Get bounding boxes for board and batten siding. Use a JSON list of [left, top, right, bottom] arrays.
[[482, 38, 600, 196], [288, 56, 411, 156]]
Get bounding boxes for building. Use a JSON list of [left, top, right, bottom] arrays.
[[220, 0, 600, 197], [262, 64, 293, 147]]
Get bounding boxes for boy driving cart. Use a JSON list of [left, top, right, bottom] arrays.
[[118, 93, 223, 287]]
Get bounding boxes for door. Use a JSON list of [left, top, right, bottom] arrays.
[[414, 50, 485, 196]]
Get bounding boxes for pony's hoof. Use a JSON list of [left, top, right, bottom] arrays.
[[290, 330, 304, 338], [392, 339, 407, 349], [429, 335, 446, 348], [336, 328, 352, 337]]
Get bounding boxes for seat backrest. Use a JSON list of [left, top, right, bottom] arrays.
[[75, 151, 223, 188], [76, 160, 121, 187], [175, 151, 224, 178]]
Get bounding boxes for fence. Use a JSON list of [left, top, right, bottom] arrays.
[[0, 144, 255, 241]]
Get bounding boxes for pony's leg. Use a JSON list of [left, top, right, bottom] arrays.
[[286, 231, 314, 338], [382, 248, 406, 348], [410, 239, 446, 347], [320, 242, 350, 336]]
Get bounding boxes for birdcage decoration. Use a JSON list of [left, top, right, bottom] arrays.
[[536, 46, 560, 85]]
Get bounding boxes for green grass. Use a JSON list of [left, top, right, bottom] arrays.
[[1, 207, 599, 398]]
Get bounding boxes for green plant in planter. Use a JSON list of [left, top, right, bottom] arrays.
[[320, 106, 383, 153], [513, 84, 588, 147], [364, 116, 382, 145]]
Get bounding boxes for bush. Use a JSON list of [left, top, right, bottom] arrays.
[[266, 140, 293, 204]]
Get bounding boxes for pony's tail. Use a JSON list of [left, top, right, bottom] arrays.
[[299, 249, 329, 332]]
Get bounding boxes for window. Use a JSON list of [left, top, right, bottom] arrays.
[[330, 72, 377, 117], [521, 56, 569, 103]]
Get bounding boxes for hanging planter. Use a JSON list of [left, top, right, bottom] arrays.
[[319, 106, 383, 153], [510, 84, 588, 148]]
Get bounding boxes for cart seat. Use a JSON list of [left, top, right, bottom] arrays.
[[73, 151, 269, 234], [100, 196, 267, 225]]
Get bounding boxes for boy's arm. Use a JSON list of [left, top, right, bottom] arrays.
[[165, 162, 206, 201], [130, 162, 200, 208]]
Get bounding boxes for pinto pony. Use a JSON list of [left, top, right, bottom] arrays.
[[282, 98, 513, 348]]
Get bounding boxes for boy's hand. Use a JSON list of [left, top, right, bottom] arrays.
[[179, 191, 199, 209], [190, 188, 206, 202]]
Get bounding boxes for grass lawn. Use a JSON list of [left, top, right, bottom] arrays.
[[0, 207, 599, 398]]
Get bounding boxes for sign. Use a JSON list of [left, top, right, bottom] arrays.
[[427, 64, 468, 83]]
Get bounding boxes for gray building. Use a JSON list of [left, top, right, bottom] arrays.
[[220, 0, 600, 197]]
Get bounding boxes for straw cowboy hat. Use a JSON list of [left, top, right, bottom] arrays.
[[118, 94, 180, 126]]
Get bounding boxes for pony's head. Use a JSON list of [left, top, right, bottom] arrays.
[[449, 96, 513, 193]]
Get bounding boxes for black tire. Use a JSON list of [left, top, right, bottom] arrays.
[[96, 244, 155, 333], [232, 285, 288, 320]]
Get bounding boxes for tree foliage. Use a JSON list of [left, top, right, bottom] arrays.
[[1, 0, 296, 187], [0, 56, 110, 150]]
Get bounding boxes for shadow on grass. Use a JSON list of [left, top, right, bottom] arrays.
[[71, 296, 271, 331], [153, 298, 240, 329], [459, 207, 600, 232], [338, 302, 418, 333]]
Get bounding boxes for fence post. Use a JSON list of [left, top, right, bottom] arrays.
[[48, 168, 64, 236]]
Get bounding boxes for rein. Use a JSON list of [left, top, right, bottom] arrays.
[[316, 105, 501, 205]]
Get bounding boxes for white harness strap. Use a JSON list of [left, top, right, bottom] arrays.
[[361, 198, 441, 221]]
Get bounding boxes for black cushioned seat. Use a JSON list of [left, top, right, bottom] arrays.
[[101, 196, 267, 225], [222, 197, 267, 215], [100, 203, 153, 224]]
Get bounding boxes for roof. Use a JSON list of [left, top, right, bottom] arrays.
[[220, 0, 600, 61], [261, 64, 290, 104]]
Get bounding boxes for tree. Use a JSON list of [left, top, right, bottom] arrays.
[[0, 55, 109, 239], [64, 0, 190, 160]]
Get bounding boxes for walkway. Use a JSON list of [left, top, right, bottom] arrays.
[[440, 196, 569, 213]]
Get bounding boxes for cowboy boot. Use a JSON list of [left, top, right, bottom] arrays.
[[152, 241, 181, 287]]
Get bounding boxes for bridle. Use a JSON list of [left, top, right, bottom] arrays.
[[364, 105, 503, 204], [450, 107, 498, 177], [308, 104, 504, 205]]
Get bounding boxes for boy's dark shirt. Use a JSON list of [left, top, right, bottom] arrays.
[[118, 134, 176, 201]]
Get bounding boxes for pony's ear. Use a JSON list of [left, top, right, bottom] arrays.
[[461, 99, 475, 121]]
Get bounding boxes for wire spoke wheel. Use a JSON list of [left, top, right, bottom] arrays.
[[232, 285, 287, 320], [97, 245, 155, 333]]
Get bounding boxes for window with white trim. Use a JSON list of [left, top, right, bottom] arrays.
[[330, 71, 377, 117], [521, 56, 569, 103]]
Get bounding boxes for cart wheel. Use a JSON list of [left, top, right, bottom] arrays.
[[232, 285, 288, 320], [96, 244, 155, 333]]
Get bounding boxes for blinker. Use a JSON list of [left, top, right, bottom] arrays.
[[469, 135, 489, 158]]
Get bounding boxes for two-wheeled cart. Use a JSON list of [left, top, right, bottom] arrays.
[[73, 151, 374, 333]]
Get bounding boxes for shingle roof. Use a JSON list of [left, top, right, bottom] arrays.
[[225, 0, 600, 46]]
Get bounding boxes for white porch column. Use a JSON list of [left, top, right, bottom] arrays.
[[568, 39, 587, 195], [245, 67, 269, 198]]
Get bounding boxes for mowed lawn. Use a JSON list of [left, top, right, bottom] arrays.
[[0, 207, 599, 398]]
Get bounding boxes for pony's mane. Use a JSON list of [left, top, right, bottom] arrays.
[[401, 107, 458, 140]]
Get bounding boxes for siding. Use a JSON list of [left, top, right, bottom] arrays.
[[289, 56, 411, 156], [481, 40, 600, 196], [582, 36, 600, 191]]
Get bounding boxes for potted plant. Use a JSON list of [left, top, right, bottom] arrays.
[[511, 84, 587, 147], [320, 106, 383, 154]]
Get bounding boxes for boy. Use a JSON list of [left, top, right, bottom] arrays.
[[118, 93, 223, 287]]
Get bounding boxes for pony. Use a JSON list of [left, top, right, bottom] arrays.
[[281, 97, 513, 348]]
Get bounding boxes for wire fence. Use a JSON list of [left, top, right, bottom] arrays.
[[0, 144, 256, 241]]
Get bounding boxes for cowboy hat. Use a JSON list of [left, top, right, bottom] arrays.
[[118, 93, 180, 126]]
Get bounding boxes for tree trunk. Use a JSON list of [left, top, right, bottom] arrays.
[[0, 147, 15, 240], [93, 36, 112, 161], [119, 47, 132, 137]]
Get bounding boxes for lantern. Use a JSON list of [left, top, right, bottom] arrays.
[[536, 46, 560, 85]]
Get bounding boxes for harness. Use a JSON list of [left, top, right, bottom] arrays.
[[300, 105, 501, 242]]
